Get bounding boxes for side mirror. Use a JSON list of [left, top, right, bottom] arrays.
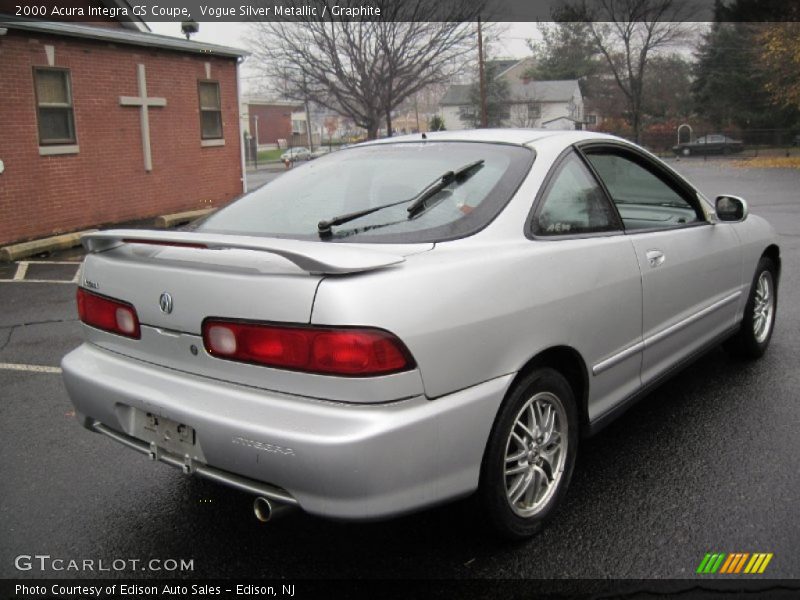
[[715, 195, 748, 222]]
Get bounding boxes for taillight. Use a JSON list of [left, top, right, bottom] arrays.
[[76, 288, 141, 339], [202, 320, 414, 376]]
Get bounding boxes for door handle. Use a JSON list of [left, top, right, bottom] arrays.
[[646, 250, 665, 268]]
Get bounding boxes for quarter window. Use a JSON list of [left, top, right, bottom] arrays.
[[34, 68, 76, 145], [533, 152, 621, 236], [584, 152, 699, 230], [198, 81, 223, 139]]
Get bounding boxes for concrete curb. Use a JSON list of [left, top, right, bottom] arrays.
[[0, 229, 97, 263], [154, 208, 215, 229], [246, 163, 286, 173], [1, 209, 214, 262]]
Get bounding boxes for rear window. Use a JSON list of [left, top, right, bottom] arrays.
[[197, 142, 534, 243]]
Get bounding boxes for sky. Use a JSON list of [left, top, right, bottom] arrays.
[[146, 21, 539, 94]]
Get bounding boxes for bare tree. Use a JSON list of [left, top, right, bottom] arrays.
[[249, 0, 484, 139], [572, 0, 697, 142]]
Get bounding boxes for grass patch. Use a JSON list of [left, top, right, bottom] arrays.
[[256, 148, 285, 162], [735, 156, 800, 169]]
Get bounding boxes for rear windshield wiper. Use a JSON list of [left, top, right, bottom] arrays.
[[317, 159, 484, 237], [406, 160, 484, 218]]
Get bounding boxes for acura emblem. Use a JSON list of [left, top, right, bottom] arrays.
[[159, 292, 173, 314]]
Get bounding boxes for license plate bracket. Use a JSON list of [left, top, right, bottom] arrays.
[[132, 410, 200, 458]]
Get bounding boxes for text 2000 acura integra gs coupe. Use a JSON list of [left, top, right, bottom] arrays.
[[62, 130, 779, 538]]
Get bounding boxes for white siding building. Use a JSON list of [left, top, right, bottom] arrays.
[[439, 59, 585, 131]]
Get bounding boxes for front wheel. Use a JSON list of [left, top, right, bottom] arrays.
[[725, 257, 777, 358], [479, 368, 578, 539]]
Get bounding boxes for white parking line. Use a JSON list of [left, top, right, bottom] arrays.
[[13, 262, 28, 280], [0, 280, 78, 284], [1, 260, 82, 285], [0, 362, 62, 374]]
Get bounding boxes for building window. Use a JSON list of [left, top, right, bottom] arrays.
[[459, 105, 475, 119], [34, 68, 76, 145], [198, 81, 223, 139], [527, 102, 541, 119], [291, 118, 307, 135], [585, 114, 597, 125]]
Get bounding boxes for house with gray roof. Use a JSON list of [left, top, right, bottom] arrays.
[[438, 59, 586, 131]]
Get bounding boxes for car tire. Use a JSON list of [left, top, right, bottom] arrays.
[[479, 368, 578, 539], [724, 256, 778, 359], [682, 147, 691, 156]]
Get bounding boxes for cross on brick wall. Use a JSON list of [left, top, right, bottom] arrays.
[[119, 64, 167, 172]]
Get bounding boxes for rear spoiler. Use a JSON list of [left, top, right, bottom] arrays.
[[81, 230, 405, 275]]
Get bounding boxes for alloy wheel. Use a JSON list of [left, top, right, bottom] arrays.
[[503, 391, 568, 517], [753, 271, 774, 344]]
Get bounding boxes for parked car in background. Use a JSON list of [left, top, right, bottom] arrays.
[[63, 130, 779, 539], [309, 146, 335, 159], [673, 134, 745, 156], [280, 147, 311, 162]]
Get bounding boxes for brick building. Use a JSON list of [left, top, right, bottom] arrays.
[[0, 8, 247, 246], [244, 100, 304, 148]]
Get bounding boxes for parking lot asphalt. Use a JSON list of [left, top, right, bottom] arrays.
[[245, 166, 284, 191], [1, 159, 798, 581]]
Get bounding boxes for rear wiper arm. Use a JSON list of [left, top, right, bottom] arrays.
[[318, 196, 416, 237], [317, 159, 484, 237], [406, 160, 484, 218]]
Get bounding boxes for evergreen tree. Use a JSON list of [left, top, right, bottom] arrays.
[[459, 62, 511, 128], [529, 20, 600, 82], [692, 0, 799, 129], [428, 115, 446, 131]]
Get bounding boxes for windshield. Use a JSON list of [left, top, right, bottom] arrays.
[[197, 142, 534, 243]]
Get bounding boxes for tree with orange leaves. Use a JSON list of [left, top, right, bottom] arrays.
[[758, 23, 800, 110]]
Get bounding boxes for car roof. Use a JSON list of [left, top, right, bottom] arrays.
[[360, 128, 621, 148]]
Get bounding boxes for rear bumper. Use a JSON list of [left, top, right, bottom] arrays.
[[90, 421, 298, 505], [61, 343, 511, 519]]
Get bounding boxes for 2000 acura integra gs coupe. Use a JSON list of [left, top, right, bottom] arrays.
[[62, 130, 779, 538]]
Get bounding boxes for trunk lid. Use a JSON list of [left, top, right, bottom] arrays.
[[77, 231, 430, 402], [81, 229, 430, 334]]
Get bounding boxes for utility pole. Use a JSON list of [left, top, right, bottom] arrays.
[[477, 16, 488, 128], [253, 115, 259, 169], [302, 73, 313, 151]]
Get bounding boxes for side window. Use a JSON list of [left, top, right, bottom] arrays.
[[198, 81, 223, 140], [533, 152, 621, 236], [34, 68, 76, 145], [585, 152, 700, 231]]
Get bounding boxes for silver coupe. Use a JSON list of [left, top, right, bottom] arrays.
[[62, 130, 779, 538]]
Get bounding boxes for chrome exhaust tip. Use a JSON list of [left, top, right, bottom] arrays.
[[253, 496, 273, 522], [253, 496, 295, 523]]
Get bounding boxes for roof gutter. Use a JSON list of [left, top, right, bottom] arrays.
[[0, 16, 247, 58]]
